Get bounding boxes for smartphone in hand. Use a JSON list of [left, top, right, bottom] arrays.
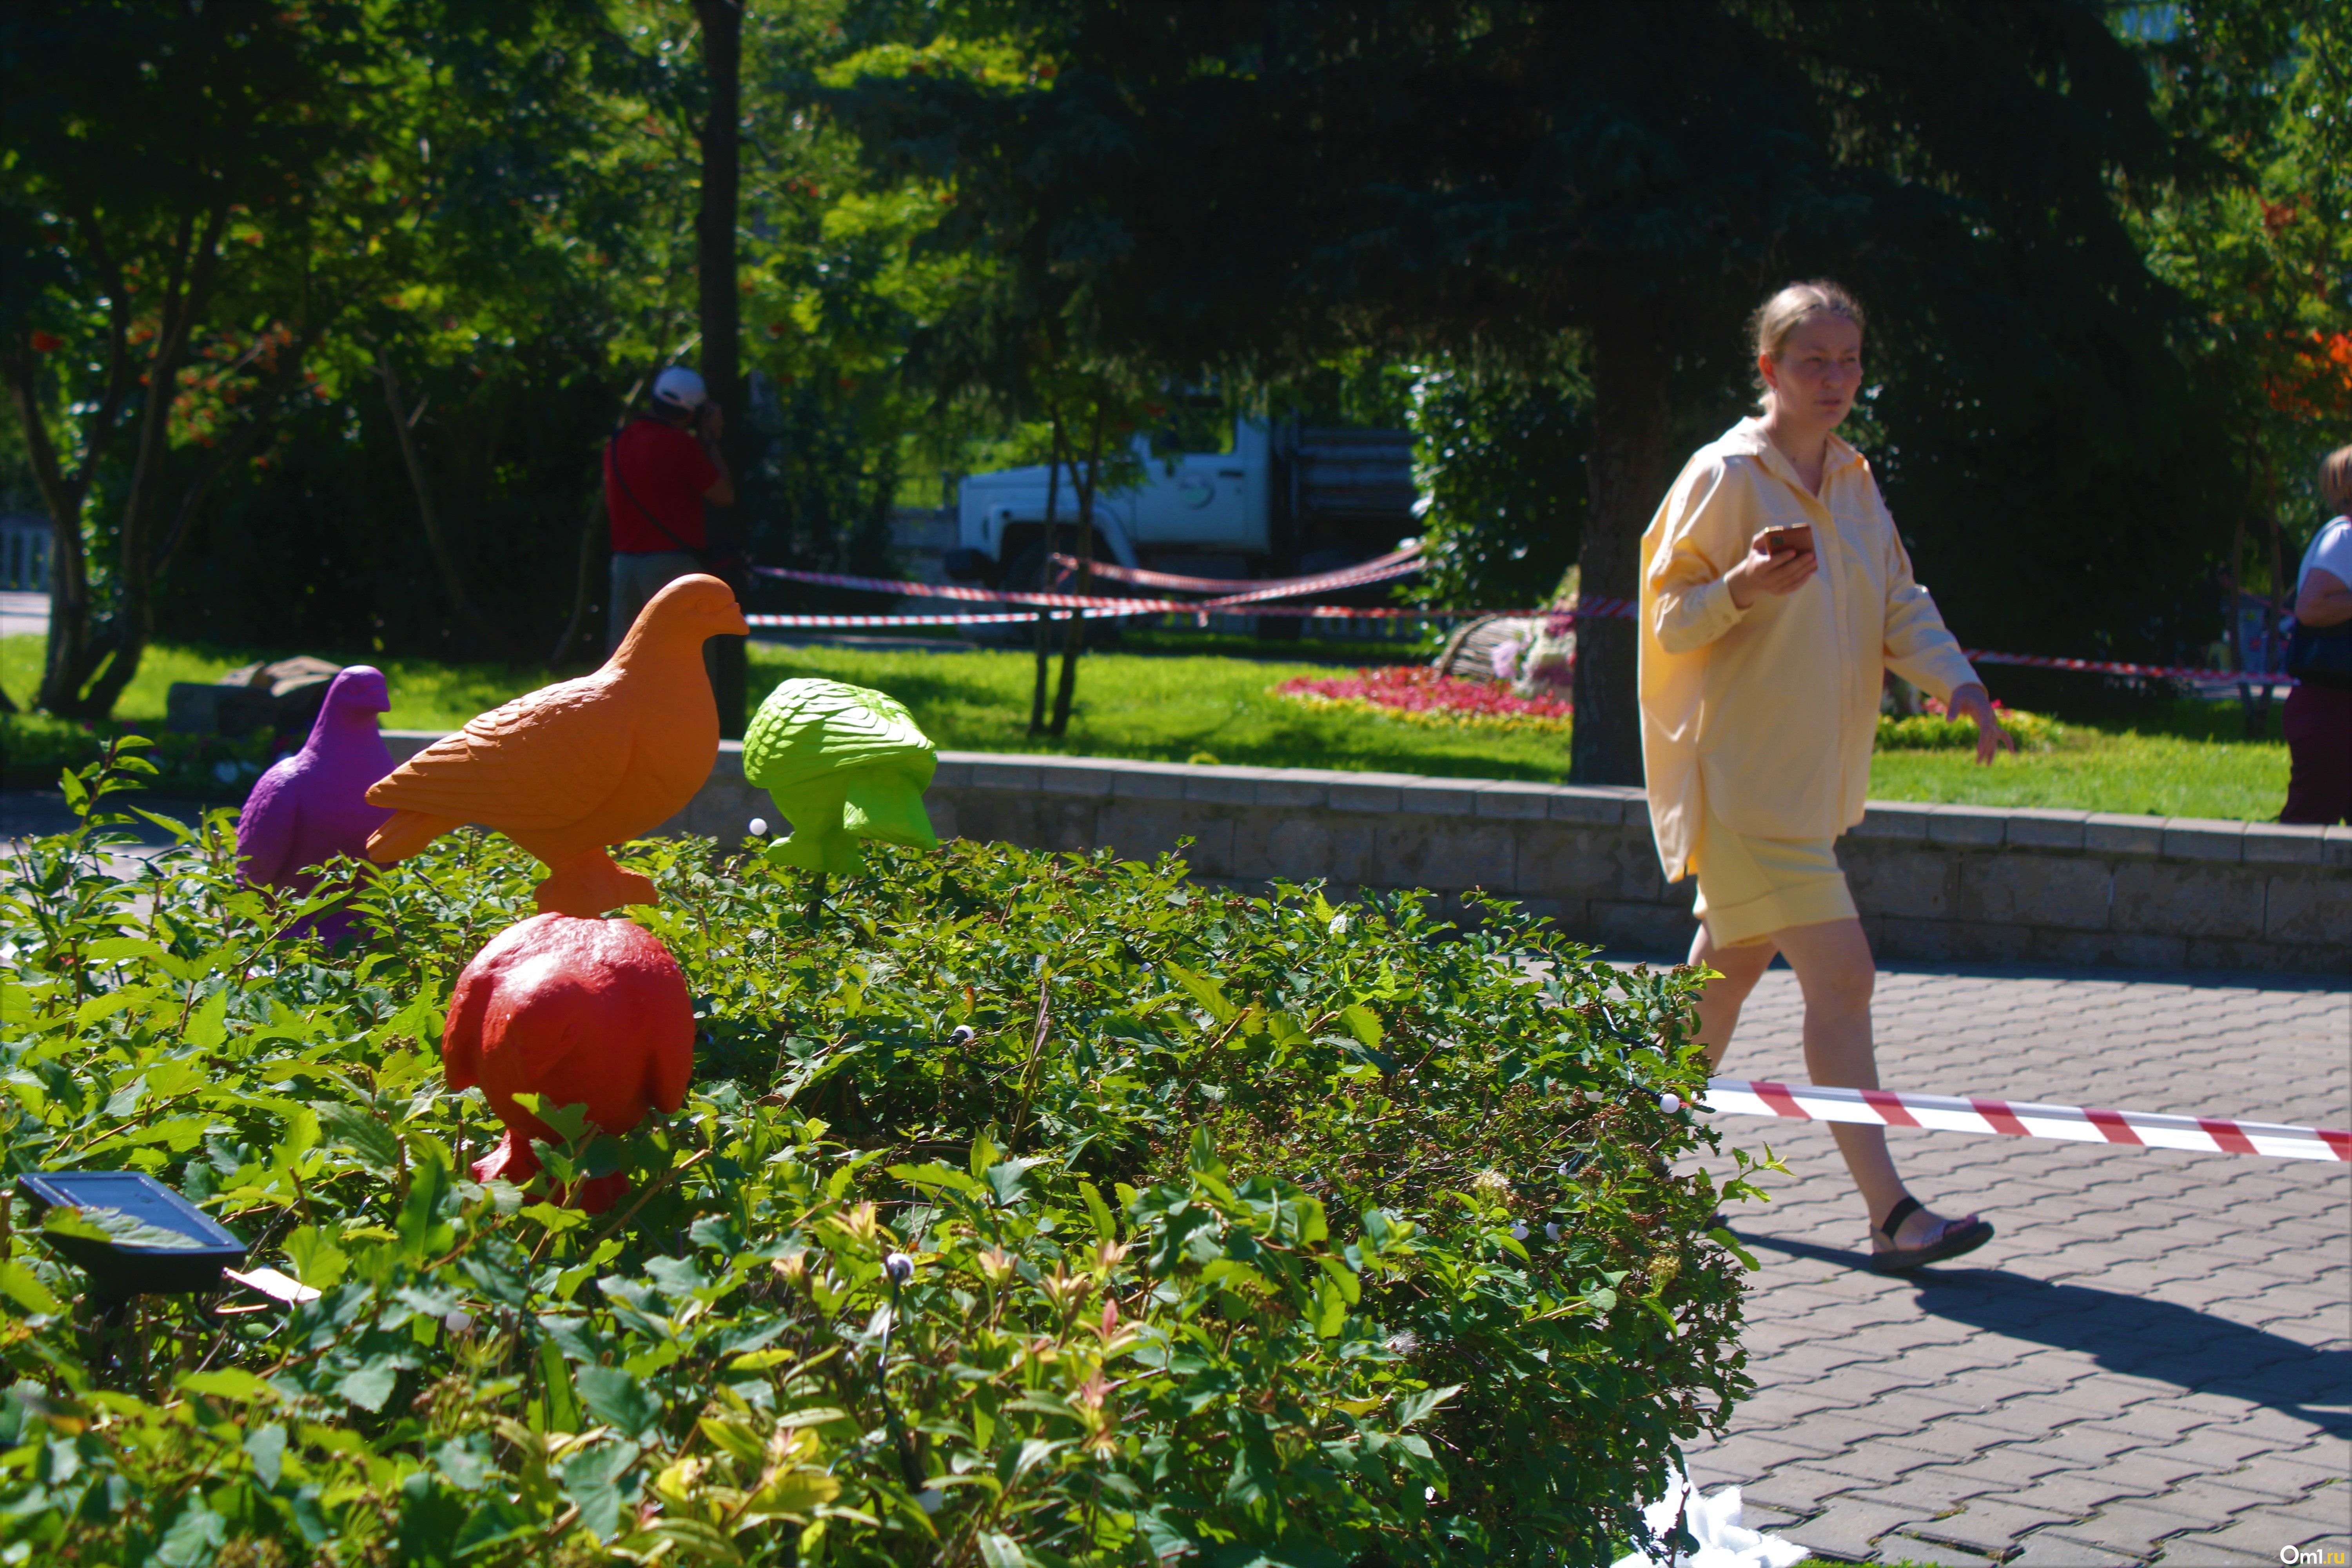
[[1755, 524, 1814, 557]]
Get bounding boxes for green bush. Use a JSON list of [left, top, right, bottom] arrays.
[[1873, 705, 2062, 753], [0, 714, 280, 799], [0, 744, 1760, 1566]]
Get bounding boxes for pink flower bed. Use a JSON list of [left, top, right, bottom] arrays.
[[1273, 665, 1573, 731]]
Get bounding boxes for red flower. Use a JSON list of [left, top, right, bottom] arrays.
[[29, 331, 62, 352], [1277, 665, 1573, 722]]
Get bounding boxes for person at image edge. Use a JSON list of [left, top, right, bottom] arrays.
[[2279, 444, 2352, 826]]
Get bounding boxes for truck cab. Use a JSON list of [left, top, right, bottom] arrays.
[[946, 419, 1415, 592]]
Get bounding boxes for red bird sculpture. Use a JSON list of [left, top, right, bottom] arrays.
[[363, 573, 748, 916], [441, 913, 695, 1212]]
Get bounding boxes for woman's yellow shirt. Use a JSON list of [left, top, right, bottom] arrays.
[[1637, 417, 1980, 883]]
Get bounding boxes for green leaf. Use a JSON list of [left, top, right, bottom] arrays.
[[1339, 1002, 1383, 1049], [977, 1531, 1036, 1568], [558, 1439, 640, 1543], [697, 1415, 767, 1466], [622, 1516, 746, 1563], [181, 1369, 280, 1404], [984, 1158, 1040, 1209], [1079, 1180, 1117, 1242], [313, 1102, 402, 1175], [1313, 1274, 1348, 1339], [453, 1495, 537, 1559], [155, 1497, 227, 1568], [887, 1160, 984, 1197], [1136, 1509, 1196, 1560], [80, 937, 176, 965], [1391, 1384, 1463, 1429], [1314, 1254, 1360, 1306], [283, 1224, 349, 1291], [244, 1421, 287, 1488], [509, 1093, 594, 1144], [0, 1261, 64, 1315], [396, 1143, 456, 1261], [382, 982, 446, 1047], [43, 1205, 207, 1250], [1707, 1227, 1761, 1271], [769, 1406, 850, 1430], [338, 1358, 400, 1414], [183, 989, 229, 1050], [537, 1336, 584, 1433], [1161, 960, 1237, 1024], [575, 1363, 662, 1440], [103, 1074, 149, 1118], [738, 1468, 842, 1523]]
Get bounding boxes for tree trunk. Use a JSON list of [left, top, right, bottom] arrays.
[[19, 208, 228, 719], [2256, 449, 2287, 739], [5, 345, 97, 717], [1030, 415, 1064, 735], [1570, 313, 1672, 786], [377, 349, 490, 641], [695, 0, 748, 738], [1049, 403, 1106, 738]]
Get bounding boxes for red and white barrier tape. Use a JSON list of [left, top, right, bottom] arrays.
[[1048, 543, 1422, 595], [745, 609, 1127, 628], [1702, 1078, 2350, 1162], [1961, 649, 2296, 688], [744, 602, 1468, 629], [742, 565, 2295, 686], [1543, 600, 1637, 624], [755, 552, 1423, 612]]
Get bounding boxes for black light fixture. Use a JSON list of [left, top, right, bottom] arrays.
[[15, 1171, 247, 1301]]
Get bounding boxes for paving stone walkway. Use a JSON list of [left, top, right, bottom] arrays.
[[1679, 962, 2350, 1566]]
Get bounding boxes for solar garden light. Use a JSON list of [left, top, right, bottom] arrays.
[[15, 1171, 250, 1378], [15, 1171, 249, 1305]]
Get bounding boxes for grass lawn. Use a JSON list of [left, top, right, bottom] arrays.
[[2, 632, 2291, 820], [0, 633, 569, 734]]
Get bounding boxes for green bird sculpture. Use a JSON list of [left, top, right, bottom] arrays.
[[742, 678, 940, 875]]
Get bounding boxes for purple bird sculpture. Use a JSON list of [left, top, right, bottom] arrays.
[[236, 665, 395, 940]]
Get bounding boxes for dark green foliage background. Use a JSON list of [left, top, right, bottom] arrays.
[[1, 748, 1758, 1565]]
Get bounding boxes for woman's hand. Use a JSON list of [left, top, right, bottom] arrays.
[[1725, 532, 1820, 609], [1947, 683, 2012, 765]]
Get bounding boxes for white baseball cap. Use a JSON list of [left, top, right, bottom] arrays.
[[652, 366, 708, 412]]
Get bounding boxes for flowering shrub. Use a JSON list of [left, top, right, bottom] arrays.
[[1876, 699, 2062, 753], [0, 713, 282, 799], [1275, 664, 1575, 735], [0, 746, 1760, 1565]]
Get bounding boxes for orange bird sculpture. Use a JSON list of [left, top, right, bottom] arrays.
[[364, 573, 749, 916]]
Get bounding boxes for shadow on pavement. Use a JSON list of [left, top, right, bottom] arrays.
[[1731, 1226, 2350, 1434]]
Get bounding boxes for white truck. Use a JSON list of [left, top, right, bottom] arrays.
[[943, 419, 1419, 597]]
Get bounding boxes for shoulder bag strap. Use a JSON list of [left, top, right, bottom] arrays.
[[607, 420, 707, 561]]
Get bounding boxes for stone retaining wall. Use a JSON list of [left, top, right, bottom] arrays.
[[385, 733, 2349, 974]]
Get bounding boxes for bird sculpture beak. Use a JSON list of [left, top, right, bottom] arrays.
[[723, 602, 750, 637]]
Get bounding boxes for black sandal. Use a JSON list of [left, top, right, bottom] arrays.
[[1870, 1195, 1993, 1274]]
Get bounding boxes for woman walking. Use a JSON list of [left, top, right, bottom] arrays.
[[1638, 281, 2007, 1272]]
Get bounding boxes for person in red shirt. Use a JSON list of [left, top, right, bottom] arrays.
[[605, 366, 735, 653]]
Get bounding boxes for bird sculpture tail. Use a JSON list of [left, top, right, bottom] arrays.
[[365, 810, 460, 866]]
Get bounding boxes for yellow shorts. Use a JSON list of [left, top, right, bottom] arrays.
[[1691, 808, 1857, 948]]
